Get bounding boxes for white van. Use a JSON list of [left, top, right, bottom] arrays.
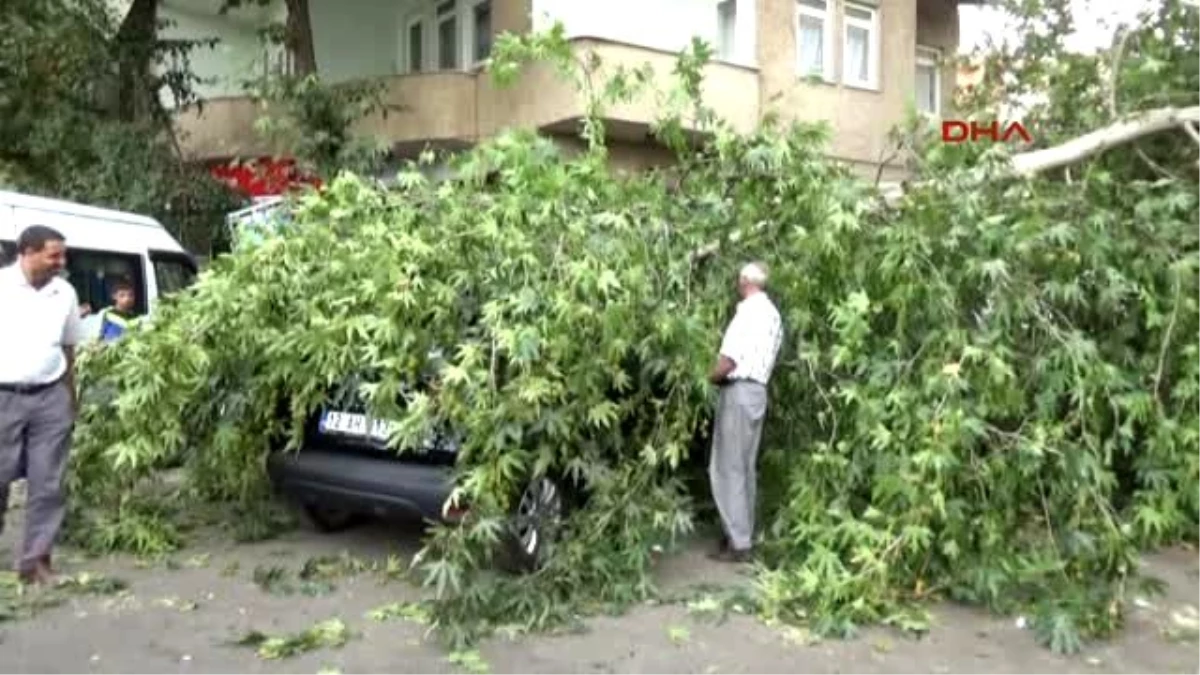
[[0, 190, 198, 323]]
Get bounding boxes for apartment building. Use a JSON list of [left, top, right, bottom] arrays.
[[157, 0, 977, 189]]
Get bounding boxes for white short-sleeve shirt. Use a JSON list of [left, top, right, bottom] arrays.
[[0, 263, 84, 385], [718, 291, 783, 386]]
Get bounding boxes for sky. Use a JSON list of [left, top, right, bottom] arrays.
[[957, 0, 1171, 54]]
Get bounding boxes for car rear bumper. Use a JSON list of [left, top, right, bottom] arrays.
[[267, 447, 456, 523]]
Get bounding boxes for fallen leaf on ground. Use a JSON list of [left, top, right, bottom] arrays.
[[447, 648, 490, 674], [667, 625, 691, 644], [366, 601, 430, 624], [1163, 606, 1200, 642], [234, 618, 354, 660]]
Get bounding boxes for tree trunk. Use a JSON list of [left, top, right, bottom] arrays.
[[115, 0, 159, 122], [285, 0, 317, 75]]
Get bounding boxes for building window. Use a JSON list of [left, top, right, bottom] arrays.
[[473, 0, 492, 64], [915, 46, 941, 114], [717, 0, 736, 61], [437, 0, 458, 70], [842, 2, 879, 89], [796, 0, 831, 80], [407, 18, 425, 73]]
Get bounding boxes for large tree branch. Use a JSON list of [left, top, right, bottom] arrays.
[[691, 105, 1200, 264], [1008, 105, 1200, 176]]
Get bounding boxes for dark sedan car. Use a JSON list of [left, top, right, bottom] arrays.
[[266, 375, 569, 572]]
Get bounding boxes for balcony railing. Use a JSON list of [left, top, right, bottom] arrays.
[[173, 37, 761, 161]]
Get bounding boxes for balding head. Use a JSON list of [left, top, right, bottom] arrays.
[[740, 261, 768, 285], [737, 261, 768, 298]]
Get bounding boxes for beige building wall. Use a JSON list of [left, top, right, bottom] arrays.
[[756, 0, 957, 181], [176, 0, 962, 184]]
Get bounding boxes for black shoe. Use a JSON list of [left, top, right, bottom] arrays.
[[707, 547, 752, 564]]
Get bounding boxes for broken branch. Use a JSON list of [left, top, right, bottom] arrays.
[[1182, 122, 1200, 145], [1009, 106, 1200, 176]]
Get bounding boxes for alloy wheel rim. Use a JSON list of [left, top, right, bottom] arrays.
[[515, 478, 563, 556]]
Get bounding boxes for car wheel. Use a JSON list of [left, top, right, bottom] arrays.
[[300, 503, 360, 533], [502, 476, 566, 573]]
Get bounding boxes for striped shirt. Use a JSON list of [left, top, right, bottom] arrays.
[[718, 291, 783, 386]]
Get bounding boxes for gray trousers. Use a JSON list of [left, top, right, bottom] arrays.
[[709, 380, 767, 551], [0, 381, 74, 573]]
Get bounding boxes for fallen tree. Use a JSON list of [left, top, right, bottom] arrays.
[[67, 1, 1197, 655]]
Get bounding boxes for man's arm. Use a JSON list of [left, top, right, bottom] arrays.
[[710, 312, 745, 385], [63, 346, 78, 414], [62, 290, 84, 415], [709, 354, 737, 384]]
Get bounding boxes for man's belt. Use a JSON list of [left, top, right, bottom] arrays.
[[725, 377, 767, 387], [0, 379, 61, 395]]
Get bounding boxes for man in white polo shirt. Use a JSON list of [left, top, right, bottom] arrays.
[[0, 225, 84, 585], [707, 261, 783, 563]]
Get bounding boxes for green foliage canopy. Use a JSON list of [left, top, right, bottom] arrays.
[[67, 2, 1198, 655]]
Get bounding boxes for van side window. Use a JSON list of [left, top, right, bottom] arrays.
[[150, 250, 198, 297], [0, 241, 14, 267], [66, 248, 147, 316]]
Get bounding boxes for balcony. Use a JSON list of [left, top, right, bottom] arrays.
[[173, 37, 760, 162], [477, 37, 760, 141], [175, 96, 270, 160]]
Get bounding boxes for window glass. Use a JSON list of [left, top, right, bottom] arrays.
[[916, 48, 940, 114], [152, 253, 197, 297], [845, 5, 872, 20], [846, 25, 870, 82], [473, 2, 492, 62], [916, 63, 937, 113], [439, 16, 459, 69], [717, 0, 736, 61], [798, 14, 826, 75], [65, 248, 147, 316], [409, 22, 424, 72]]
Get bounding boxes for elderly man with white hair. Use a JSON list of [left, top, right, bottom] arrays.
[[706, 261, 783, 563]]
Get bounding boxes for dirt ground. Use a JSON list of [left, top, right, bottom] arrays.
[[0, 497, 1197, 675]]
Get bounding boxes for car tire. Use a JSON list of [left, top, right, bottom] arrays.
[[500, 476, 568, 574], [300, 503, 361, 533]]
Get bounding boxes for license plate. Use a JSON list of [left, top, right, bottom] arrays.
[[318, 410, 453, 452], [319, 411, 395, 443]]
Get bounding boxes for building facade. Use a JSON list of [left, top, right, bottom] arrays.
[[157, 0, 969, 185]]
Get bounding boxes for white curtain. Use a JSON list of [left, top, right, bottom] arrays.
[[846, 25, 869, 82], [799, 16, 824, 74], [915, 65, 936, 112]]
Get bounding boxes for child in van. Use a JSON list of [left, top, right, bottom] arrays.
[[96, 277, 137, 343]]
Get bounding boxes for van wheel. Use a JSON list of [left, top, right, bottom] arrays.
[[501, 477, 566, 574], [301, 504, 360, 533]]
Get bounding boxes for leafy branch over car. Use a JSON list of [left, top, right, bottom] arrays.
[[67, 0, 1199, 655]]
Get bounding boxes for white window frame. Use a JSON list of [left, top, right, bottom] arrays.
[[841, 2, 880, 90], [716, 0, 737, 63], [915, 45, 942, 116], [405, 15, 426, 74], [469, 0, 493, 68], [795, 0, 833, 82], [435, 0, 459, 71]]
